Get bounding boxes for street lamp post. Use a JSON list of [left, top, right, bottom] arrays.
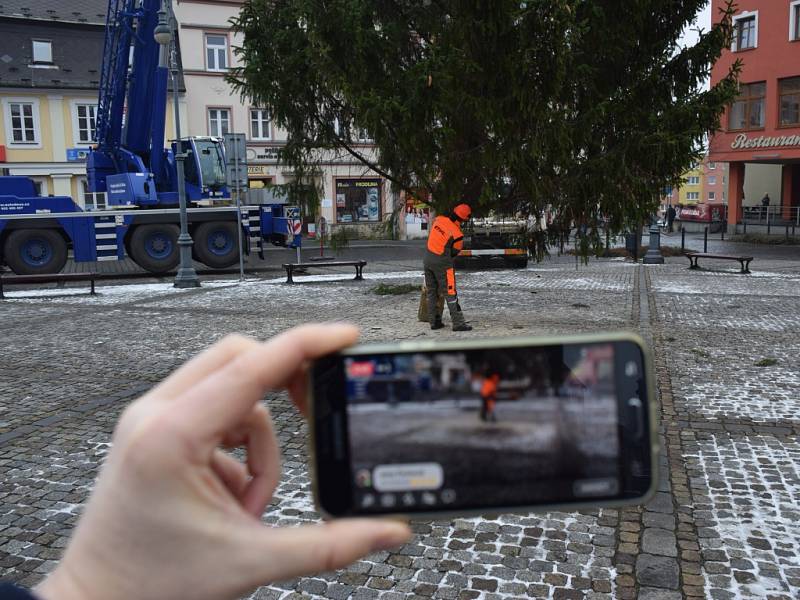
[[155, 1, 199, 288], [643, 224, 665, 264]]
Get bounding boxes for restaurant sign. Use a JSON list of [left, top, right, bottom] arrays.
[[731, 133, 800, 150]]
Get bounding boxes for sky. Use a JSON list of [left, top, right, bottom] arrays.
[[679, 1, 713, 49]]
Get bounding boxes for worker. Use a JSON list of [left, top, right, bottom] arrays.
[[480, 372, 500, 422], [424, 203, 473, 331]]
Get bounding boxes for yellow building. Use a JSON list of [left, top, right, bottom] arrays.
[[0, 1, 184, 208], [677, 164, 703, 206]]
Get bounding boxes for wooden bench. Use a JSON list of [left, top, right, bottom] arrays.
[[0, 272, 97, 299], [686, 253, 753, 274], [282, 260, 367, 283]]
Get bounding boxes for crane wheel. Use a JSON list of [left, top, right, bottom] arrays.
[[3, 229, 68, 275], [193, 222, 240, 269], [129, 224, 180, 273]]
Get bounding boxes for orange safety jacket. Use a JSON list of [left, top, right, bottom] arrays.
[[427, 215, 464, 257], [481, 375, 500, 398]]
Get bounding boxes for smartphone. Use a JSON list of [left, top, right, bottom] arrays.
[[309, 332, 657, 519]]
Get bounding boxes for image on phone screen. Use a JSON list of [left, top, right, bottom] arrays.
[[312, 339, 652, 516]]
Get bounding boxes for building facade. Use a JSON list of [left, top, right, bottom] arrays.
[[0, 1, 185, 209], [173, 0, 399, 236], [709, 0, 800, 227]]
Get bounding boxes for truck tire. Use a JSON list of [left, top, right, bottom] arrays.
[[193, 222, 240, 269], [129, 224, 180, 273], [3, 229, 68, 275], [505, 257, 528, 269]]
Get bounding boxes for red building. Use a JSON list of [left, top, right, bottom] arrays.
[[709, 1, 800, 228]]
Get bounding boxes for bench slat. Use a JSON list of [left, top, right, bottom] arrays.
[[686, 253, 753, 260], [0, 272, 96, 299], [282, 261, 367, 283]]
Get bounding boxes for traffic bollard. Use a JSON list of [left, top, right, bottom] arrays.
[[681, 228, 685, 251]]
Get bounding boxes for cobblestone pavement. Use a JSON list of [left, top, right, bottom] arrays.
[[2, 250, 799, 599]]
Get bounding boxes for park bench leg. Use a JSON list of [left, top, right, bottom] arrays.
[[0, 277, 4, 300], [742, 260, 751, 274], [90, 278, 96, 296], [285, 268, 294, 284], [354, 266, 363, 280]]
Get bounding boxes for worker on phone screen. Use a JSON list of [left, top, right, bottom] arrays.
[[424, 203, 473, 331], [480, 372, 500, 422]]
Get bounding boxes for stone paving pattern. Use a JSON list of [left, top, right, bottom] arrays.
[[1, 247, 799, 599]]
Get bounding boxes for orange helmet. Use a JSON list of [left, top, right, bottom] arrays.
[[453, 203, 472, 221]]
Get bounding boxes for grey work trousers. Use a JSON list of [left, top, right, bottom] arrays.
[[423, 254, 467, 328]]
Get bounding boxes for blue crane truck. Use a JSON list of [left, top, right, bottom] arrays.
[[0, 0, 298, 276]]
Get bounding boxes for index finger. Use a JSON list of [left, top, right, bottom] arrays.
[[174, 323, 359, 438]]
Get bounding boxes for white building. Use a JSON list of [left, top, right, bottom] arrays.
[[173, 0, 407, 237]]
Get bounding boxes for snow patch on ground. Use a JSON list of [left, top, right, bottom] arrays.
[[2, 279, 238, 303], [688, 435, 800, 599]]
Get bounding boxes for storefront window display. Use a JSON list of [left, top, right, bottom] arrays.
[[335, 178, 382, 223], [404, 191, 431, 229]]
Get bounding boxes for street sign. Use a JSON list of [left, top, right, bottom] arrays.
[[223, 133, 248, 189], [66, 148, 90, 162], [287, 219, 302, 236]]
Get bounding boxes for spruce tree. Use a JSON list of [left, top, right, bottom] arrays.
[[229, 0, 740, 255]]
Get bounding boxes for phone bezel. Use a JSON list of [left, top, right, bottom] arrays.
[[308, 331, 659, 520]]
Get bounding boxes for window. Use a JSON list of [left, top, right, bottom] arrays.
[[686, 192, 700, 201], [708, 176, 716, 185], [31, 177, 47, 196], [791, 1, 800, 41], [335, 178, 382, 223], [80, 178, 106, 210], [708, 162, 716, 170], [75, 104, 97, 143], [208, 108, 230, 137], [708, 191, 716, 201], [733, 13, 757, 51], [728, 82, 766, 130], [4, 100, 39, 145], [686, 176, 700, 185], [205, 34, 228, 71], [250, 109, 271, 140], [32, 39, 52, 63], [354, 127, 372, 143], [779, 77, 800, 126]]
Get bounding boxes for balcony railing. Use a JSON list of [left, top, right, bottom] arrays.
[[741, 205, 800, 226]]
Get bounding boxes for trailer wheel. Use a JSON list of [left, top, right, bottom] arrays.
[[3, 229, 68, 275], [193, 222, 240, 269], [505, 257, 528, 269], [129, 224, 180, 273]]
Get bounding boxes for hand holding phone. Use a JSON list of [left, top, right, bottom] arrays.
[[309, 333, 658, 518]]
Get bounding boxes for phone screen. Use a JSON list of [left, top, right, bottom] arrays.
[[312, 339, 653, 516]]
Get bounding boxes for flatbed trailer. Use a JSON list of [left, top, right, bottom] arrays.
[[456, 218, 529, 269]]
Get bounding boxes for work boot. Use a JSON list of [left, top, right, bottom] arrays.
[[452, 323, 473, 332], [431, 319, 444, 330]]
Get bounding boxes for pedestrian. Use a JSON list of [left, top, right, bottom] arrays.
[[666, 204, 676, 233], [761, 193, 770, 218], [480, 372, 500, 422], [424, 203, 473, 331], [1, 325, 411, 600]]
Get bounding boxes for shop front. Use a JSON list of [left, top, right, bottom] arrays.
[[247, 164, 274, 189], [334, 178, 382, 224]]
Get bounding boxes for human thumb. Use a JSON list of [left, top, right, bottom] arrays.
[[244, 519, 412, 583]]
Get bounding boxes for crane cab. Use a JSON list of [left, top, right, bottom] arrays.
[[174, 136, 228, 203]]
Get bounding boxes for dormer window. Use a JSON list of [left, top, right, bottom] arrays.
[[32, 40, 52, 64]]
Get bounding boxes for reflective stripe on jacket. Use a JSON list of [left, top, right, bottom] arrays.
[[427, 215, 464, 257]]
